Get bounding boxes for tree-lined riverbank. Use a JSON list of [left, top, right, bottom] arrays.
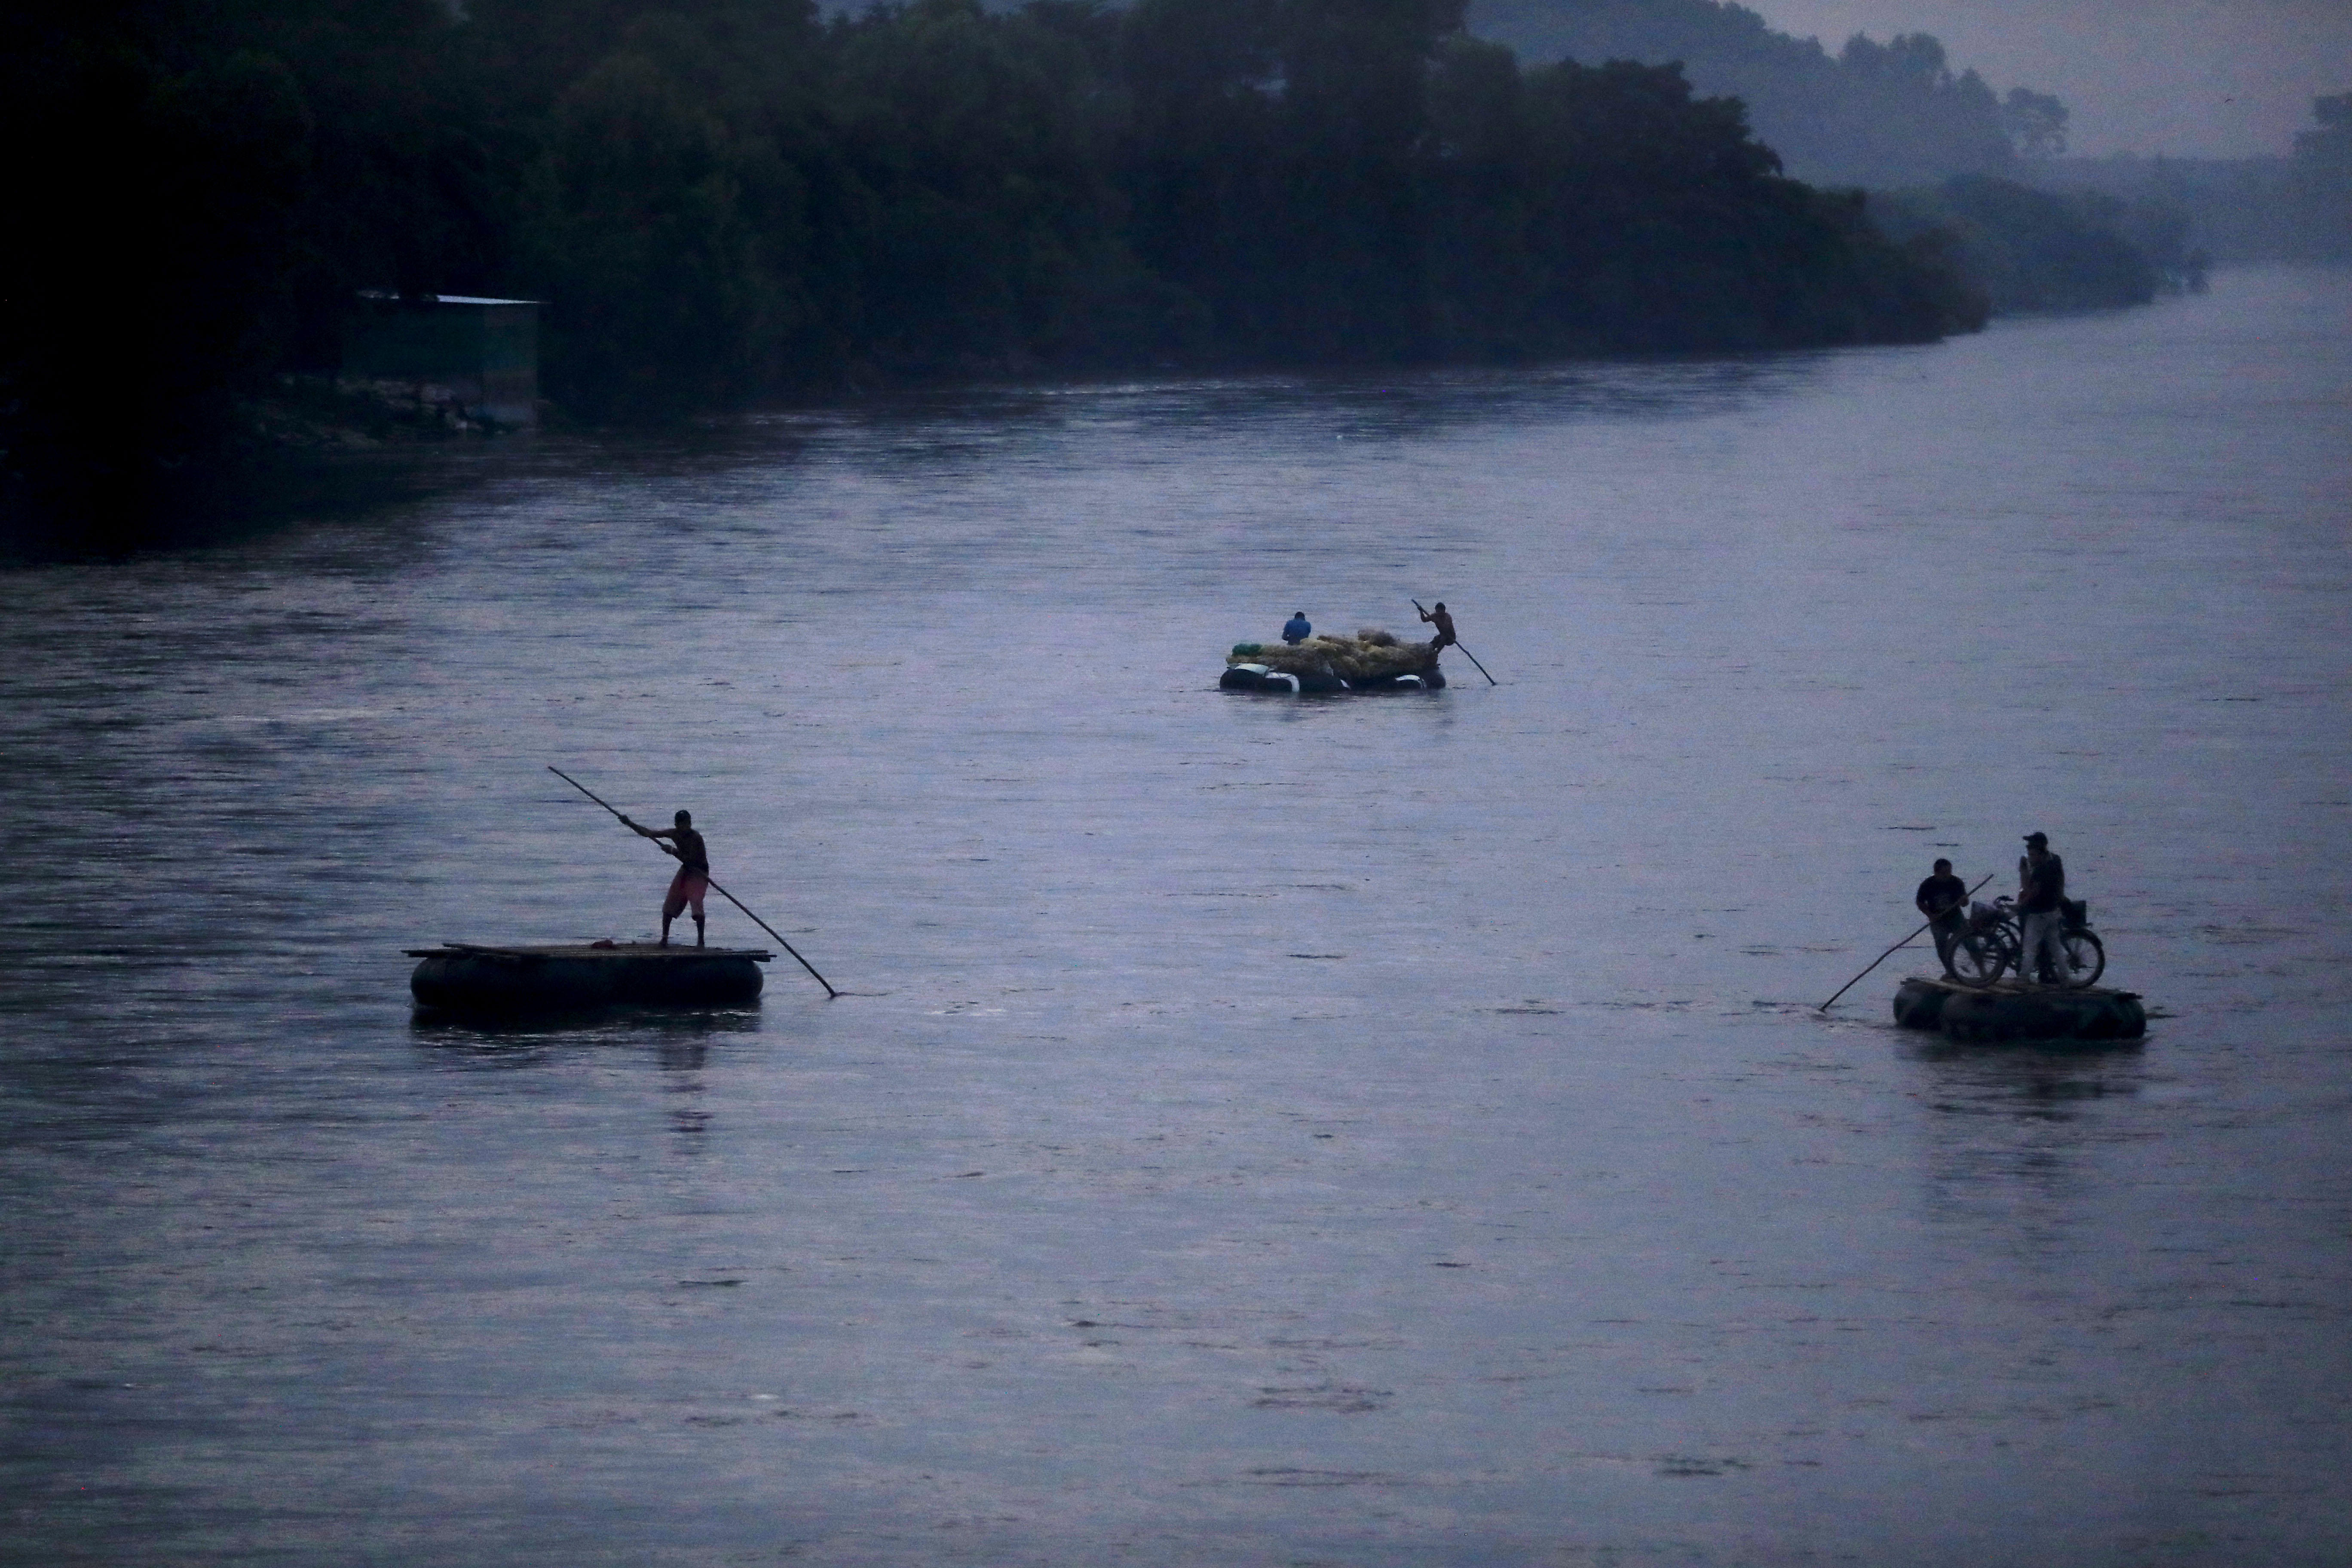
[[3, 0, 1989, 552]]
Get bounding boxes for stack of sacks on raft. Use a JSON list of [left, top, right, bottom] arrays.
[[1222, 628, 1443, 691]]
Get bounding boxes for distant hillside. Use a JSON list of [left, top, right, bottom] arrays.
[[1466, 0, 2062, 188], [2029, 93, 2352, 263]]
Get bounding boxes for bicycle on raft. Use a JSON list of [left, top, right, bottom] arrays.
[[1944, 896, 2106, 988]]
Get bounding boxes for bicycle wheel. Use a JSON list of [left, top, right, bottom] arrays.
[[2060, 929, 2105, 988], [1949, 930, 2004, 985]]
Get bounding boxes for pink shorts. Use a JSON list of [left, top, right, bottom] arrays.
[[663, 868, 709, 920]]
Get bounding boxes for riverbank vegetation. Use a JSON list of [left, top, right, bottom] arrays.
[[1465, 0, 2068, 189], [1870, 177, 2205, 314], [5, 0, 1994, 550]]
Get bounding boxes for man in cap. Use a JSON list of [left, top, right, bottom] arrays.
[[620, 808, 711, 947], [1282, 610, 1312, 646], [2015, 832, 2067, 984], [1914, 858, 1972, 979]]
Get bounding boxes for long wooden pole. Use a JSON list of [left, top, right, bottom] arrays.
[[547, 766, 840, 998], [1817, 872, 1994, 1012], [1412, 599, 1497, 684]]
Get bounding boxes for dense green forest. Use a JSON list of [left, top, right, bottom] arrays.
[[1, 0, 1987, 548], [1465, 0, 2066, 188]]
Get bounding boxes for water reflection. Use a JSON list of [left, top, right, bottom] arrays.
[[1909, 1041, 2155, 1253], [772, 351, 1842, 452], [408, 1005, 762, 1060]]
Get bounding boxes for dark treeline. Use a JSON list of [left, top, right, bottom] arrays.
[[1465, 0, 2067, 189], [1, 0, 1983, 548], [1871, 177, 2205, 315]]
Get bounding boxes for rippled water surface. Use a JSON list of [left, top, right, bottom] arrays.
[[5, 267, 2349, 1565]]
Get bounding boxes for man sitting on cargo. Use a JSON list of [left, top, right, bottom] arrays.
[[1282, 610, 1312, 645], [2016, 832, 2067, 984], [1914, 858, 1971, 980], [1418, 601, 1457, 649], [620, 808, 711, 947]]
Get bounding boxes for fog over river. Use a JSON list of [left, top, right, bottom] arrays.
[[3, 266, 2349, 1566]]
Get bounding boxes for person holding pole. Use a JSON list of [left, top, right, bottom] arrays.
[[1914, 858, 1971, 980], [548, 768, 837, 995], [1411, 598, 1496, 683], [1818, 866, 1996, 1010], [621, 808, 710, 947]]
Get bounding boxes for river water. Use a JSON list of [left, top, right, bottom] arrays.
[[3, 266, 2348, 1566]]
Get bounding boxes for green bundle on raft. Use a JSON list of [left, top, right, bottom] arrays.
[[1228, 629, 1439, 681]]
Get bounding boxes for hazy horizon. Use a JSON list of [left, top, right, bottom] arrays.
[[1746, 0, 2349, 159]]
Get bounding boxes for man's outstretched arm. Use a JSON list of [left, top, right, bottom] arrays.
[[619, 816, 683, 852]]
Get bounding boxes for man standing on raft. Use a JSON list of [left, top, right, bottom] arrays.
[[1914, 858, 1971, 980], [1418, 601, 1457, 651], [620, 808, 710, 947], [2016, 831, 2067, 985]]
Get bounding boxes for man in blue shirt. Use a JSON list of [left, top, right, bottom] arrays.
[[1282, 611, 1312, 645]]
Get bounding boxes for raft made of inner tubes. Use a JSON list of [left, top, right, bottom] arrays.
[[407, 942, 769, 1013], [1220, 662, 1442, 693], [1893, 975, 2146, 1044]]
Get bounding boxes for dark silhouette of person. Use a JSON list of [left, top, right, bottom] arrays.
[[2016, 832, 2068, 984], [1418, 601, 1456, 649], [1282, 611, 1312, 645], [1914, 858, 1970, 979], [621, 808, 711, 946]]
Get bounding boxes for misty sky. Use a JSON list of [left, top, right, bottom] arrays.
[[1749, 0, 2352, 158]]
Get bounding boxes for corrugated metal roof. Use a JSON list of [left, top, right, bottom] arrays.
[[356, 289, 540, 306]]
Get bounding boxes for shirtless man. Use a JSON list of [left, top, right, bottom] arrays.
[[620, 808, 710, 946], [1418, 600, 1457, 649]]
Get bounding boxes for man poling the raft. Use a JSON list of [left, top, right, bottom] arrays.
[[1819, 869, 1996, 1010], [547, 767, 839, 998], [621, 808, 710, 946], [1915, 858, 1973, 980], [1413, 598, 1496, 684]]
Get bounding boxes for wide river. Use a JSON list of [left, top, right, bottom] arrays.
[[4, 266, 2348, 1566]]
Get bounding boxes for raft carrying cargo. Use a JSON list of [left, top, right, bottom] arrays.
[[1222, 628, 1445, 693], [1892, 975, 2146, 1044], [407, 942, 770, 1013]]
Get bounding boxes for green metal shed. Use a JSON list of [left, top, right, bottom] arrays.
[[343, 292, 539, 426]]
